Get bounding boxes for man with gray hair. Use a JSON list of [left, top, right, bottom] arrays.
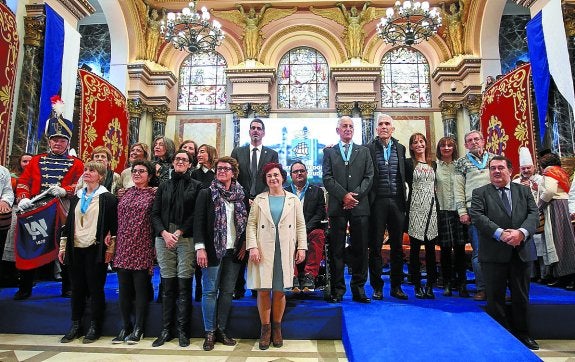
[[454, 130, 495, 301]]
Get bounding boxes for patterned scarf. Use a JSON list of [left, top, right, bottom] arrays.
[[210, 179, 248, 259], [543, 165, 570, 193]]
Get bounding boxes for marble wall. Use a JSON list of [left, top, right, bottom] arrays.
[[499, 15, 530, 74], [78, 24, 111, 79]]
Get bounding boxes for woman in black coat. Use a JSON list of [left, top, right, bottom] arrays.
[[58, 161, 118, 344]]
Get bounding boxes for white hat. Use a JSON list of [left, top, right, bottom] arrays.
[[519, 147, 533, 166]]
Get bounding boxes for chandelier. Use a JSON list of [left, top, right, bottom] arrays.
[[376, 1, 442, 46], [160, 1, 224, 53]]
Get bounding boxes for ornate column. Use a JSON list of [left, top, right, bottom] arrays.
[[335, 102, 355, 117], [12, 5, 44, 155], [251, 103, 270, 118], [358, 101, 377, 145], [147, 104, 169, 142], [464, 94, 482, 131], [229, 103, 249, 148], [127, 98, 144, 146], [440, 101, 460, 141]]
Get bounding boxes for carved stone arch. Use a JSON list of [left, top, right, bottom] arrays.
[[467, 0, 506, 76], [260, 25, 346, 67]]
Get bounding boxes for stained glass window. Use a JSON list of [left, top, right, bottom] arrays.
[[381, 47, 431, 108], [178, 52, 227, 110], [277, 47, 329, 109]]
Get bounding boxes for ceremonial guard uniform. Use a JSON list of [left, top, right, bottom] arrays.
[[14, 112, 84, 300]]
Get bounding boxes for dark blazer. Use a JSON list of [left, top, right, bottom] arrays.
[[151, 175, 202, 238], [469, 182, 538, 263], [284, 184, 326, 233], [61, 192, 118, 265], [366, 137, 409, 206], [193, 187, 245, 266], [231, 144, 279, 198], [322, 143, 374, 217]]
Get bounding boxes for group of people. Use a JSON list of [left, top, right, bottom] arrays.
[[2, 112, 575, 352]]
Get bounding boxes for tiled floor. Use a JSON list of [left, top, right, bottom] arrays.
[[0, 334, 347, 361], [0, 334, 574, 361]]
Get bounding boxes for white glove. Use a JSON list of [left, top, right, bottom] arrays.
[[18, 198, 33, 210], [48, 186, 67, 197]]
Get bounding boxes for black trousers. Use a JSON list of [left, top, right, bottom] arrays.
[[369, 197, 405, 290], [483, 251, 532, 334], [69, 245, 108, 323], [117, 268, 150, 329], [408, 236, 437, 286], [440, 244, 467, 285], [329, 213, 369, 298]]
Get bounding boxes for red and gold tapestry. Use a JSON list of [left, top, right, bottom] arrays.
[[480, 63, 536, 170], [0, 3, 19, 164], [78, 69, 128, 173]]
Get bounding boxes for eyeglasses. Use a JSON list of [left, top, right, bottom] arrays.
[[174, 157, 190, 163], [291, 169, 306, 174], [216, 166, 233, 172], [131, 169, 148, 174]]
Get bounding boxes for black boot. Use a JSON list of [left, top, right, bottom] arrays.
[[414, 284, 425, 299], [424, 284, 435, 299], [60, 321, 82, 343], [112, 324, 132, 344], [176, 278, 192, 347], [152, 277, 176, 347], [443, 282, 452, 297], [194, 268, 202, 302], [83, 321, 100, 344], [125, 327, 144, 345]]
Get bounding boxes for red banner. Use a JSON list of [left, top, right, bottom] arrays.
[[480, 63, 536, 170], [0, 3, 19, 164], [78, 69, 129, 173]]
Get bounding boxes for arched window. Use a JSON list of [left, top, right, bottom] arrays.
[[381, 47, 431, 108], [277, 47, 329, 109], [178, 52, 227, 110]]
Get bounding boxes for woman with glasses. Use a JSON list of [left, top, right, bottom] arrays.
[[194, 156, 248, 351], [151, 150, 201, 347], [247, 162, 307, 350], [117, 143, 150, 195], [111, 160, 158, 344]]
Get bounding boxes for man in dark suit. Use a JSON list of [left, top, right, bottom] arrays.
[[285, 161, 326, 292], [469, 156, 540, 350], [231, 118, 278, 298], [231, 118, 279, 200], [323, 116, 374, 303], [366, 114, 410, 300]]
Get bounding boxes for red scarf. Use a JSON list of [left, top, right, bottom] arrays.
[[543, 166, 570, 193]]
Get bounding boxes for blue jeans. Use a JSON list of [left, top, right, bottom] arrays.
[[201, 250, 241, 332], [468, 224, 485, 291], [155, 235, 195, 279]]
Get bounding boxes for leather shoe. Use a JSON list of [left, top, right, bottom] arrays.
[[13, 289, 31, 301], [414, 285, 425, 299], [330, 294, 343, 303], [112, 327, 132, 344], [203, 331, 215, 351], [352, 295, 371, 303], [459, 286, 470, 298], [372, 290, 383, 300], [391, 287, 408, 300], [215, 329, 236, 346], [517, 334, 539, 350], [473, 290, 486, 301]]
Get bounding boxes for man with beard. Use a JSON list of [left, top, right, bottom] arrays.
[[454, 130, 495, 301]]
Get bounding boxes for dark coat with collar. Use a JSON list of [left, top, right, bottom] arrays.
[[193, 187, 246, 266], [366, 137, 409, 207], [322, 143, 373, 217], [284, 183, 326, 233], [231, 144, 278, 198], [61, 192, 118, 265], [469, 182, 538, 263]]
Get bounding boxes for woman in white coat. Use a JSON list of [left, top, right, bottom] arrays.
[[247, 162, 307, 350]]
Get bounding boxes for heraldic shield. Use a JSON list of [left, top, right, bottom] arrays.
[[15, 197, 65, 270]]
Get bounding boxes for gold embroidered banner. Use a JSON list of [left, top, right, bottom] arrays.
[[0, 3, 19, 164], [480, 63, 536, 169], [78, 69, 128, 173]]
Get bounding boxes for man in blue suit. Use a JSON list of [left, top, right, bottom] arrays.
[[470, 156, 539, 350]]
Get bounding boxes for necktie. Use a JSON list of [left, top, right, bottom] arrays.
[[499, 187, 511, 216], [250, 148, 258, 196], [343, 143, 349, 154]]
